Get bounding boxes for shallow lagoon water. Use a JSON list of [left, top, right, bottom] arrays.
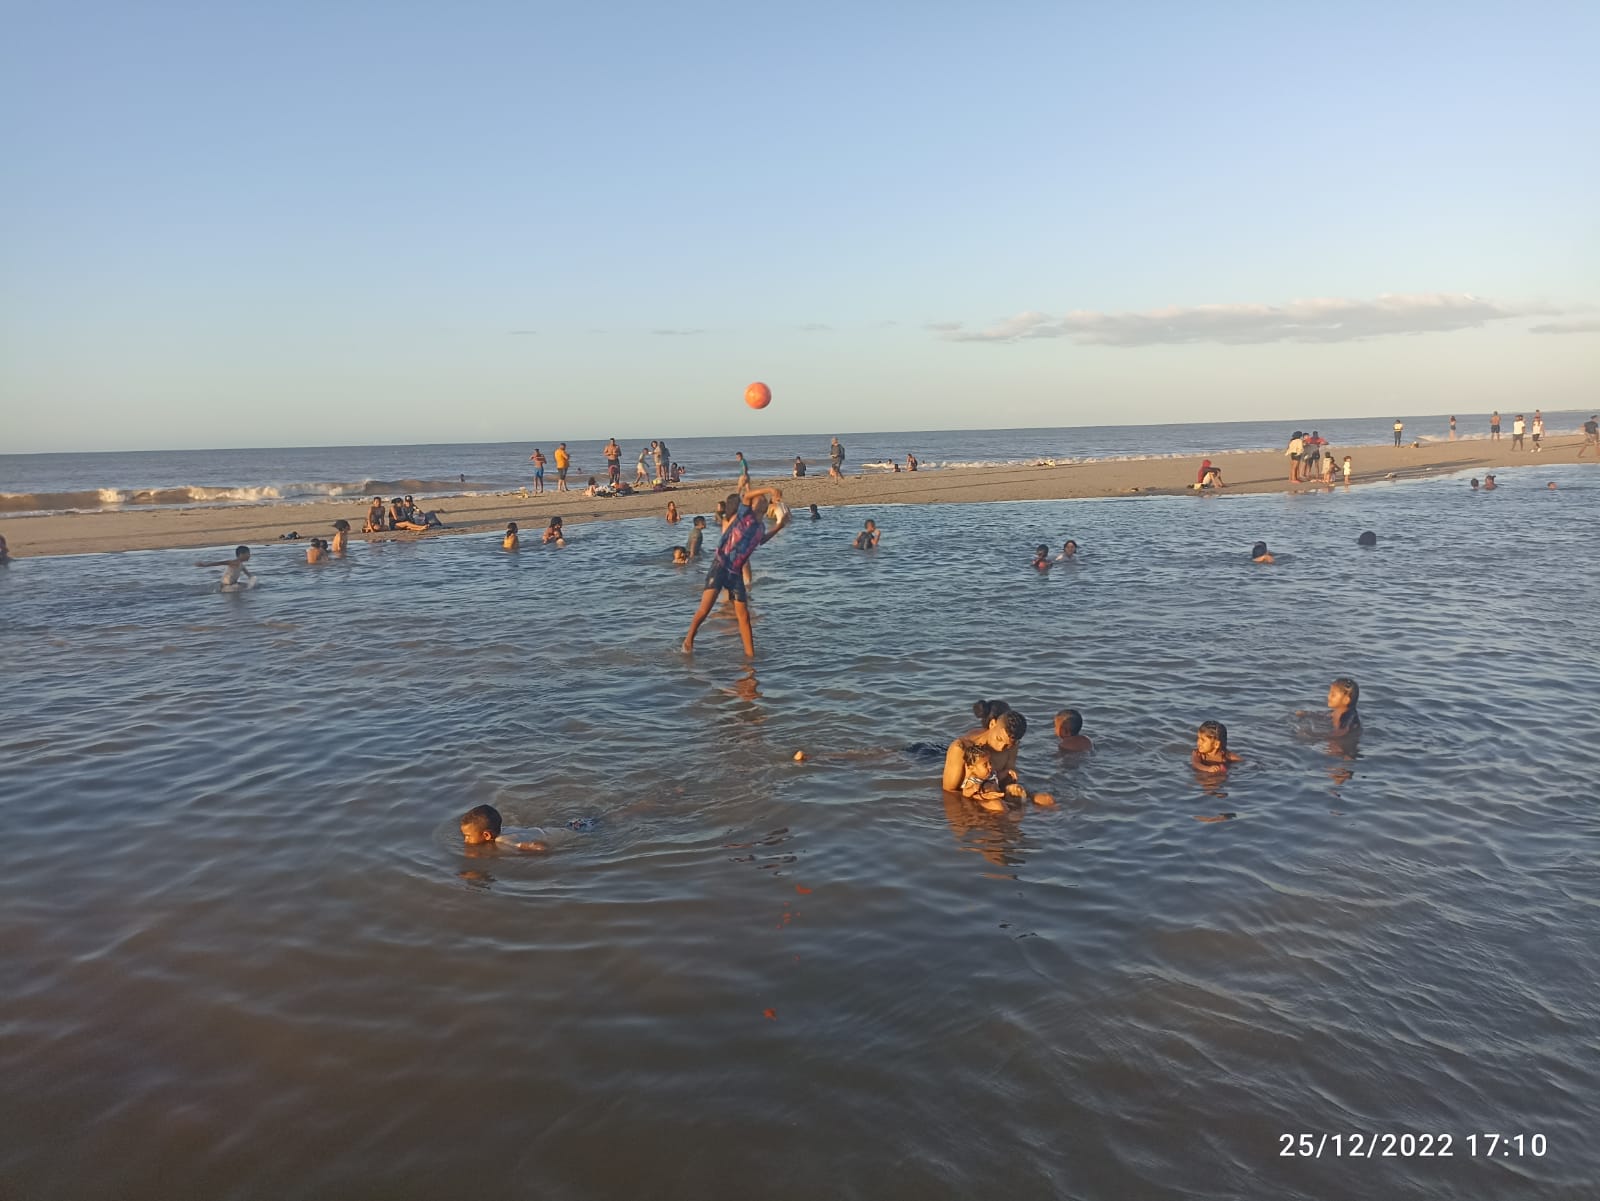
[[3, 468, 1598, 1200]]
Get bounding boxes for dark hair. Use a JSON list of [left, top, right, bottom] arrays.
[[1055, 709, 1083, 736], [1357, 531, 1377, 546], [506, 522, 518, 533], [692, 515, 705, 526], [724, 493, 742, 514], [548, 516, 563, 529], [1035, 544, 1049, 557], [972, 699, 1012, 725], [587, 476, 597, 486], [460, 804, 502, 837], [1332, 677, 1359, 703], [332, 519, 350, 532], [1251, 541, 1269, 558], [234, 546, 249, 557], [750, 495, 770, 515], [1198, 719, 1228, 748], [997, 710, 1028, 740]]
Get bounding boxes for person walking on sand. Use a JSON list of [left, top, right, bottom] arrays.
[[636, 445, 651, 486], [1512, 414, 1525, 450], [1580, 415, 1599, 457], [1393, 419, 1404, 447], [829, 437, 846, 479], [1531, 412, 1544, 452]]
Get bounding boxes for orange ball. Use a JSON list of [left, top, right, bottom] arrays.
[[745, 381, 772, 410]]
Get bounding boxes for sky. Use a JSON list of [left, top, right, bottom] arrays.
[[2, 0, 1595, 453]]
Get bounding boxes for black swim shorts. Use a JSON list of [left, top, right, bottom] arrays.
[[703, 561, 748, 603], [557, 467, 568, 480]]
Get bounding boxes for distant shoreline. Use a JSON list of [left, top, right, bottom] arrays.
[[2, 436, 1589, 559]]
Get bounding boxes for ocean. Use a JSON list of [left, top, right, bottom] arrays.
[[2, 411, 1588, 516], [2, 456, 1597, 1199]]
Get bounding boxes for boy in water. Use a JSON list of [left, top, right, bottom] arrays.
[[459, 804, 548, 852], [1054, 709, 1093, 753], [1032, 544, 1051, 571], [960, 746, 1009, 810], [685, 515, 706, 558], [1327, 677, 1361, 736], [853, 519, 881, 550], [1251, 541, 1275, 563], [1191, 720, 1242, 774], [196, 546, 252, 587], [683, 487, 790, 656]]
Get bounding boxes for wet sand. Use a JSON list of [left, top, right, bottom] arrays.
[[3, 436, 1587, 558]]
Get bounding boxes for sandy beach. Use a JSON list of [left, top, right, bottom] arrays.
[[3, 435, 1589, 558]]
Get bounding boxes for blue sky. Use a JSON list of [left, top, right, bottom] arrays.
[[3, 0, 1595, 452]]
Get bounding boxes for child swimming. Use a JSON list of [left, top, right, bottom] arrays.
[[458, 804, 548, 852], [1191, 720, 1242, 774], [1032, 544, 1051, 571], [1054, 709, 1093, 753], [503, 522, 519, 551], [1327, 677, 1361, 735], [1250, 541, 1275, 563], [196, 546, 252, 588]]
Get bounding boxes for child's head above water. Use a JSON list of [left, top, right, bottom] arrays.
[[1054, 709, 1083, 737], [1329, 677, 1359, 707], [963, 745, 994, 775], [671, 546, 689, 564], [459, 804, 502, 845], [1251, 541, 1269, 559], [1196, 719, 1229, 753], [235, 546, 250, 560], [506, 522, 518, 534]]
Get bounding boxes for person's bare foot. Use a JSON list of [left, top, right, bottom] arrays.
[[681, 640, 694, 654]]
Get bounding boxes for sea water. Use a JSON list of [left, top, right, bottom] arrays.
[[2, 467, 1597, 1200]]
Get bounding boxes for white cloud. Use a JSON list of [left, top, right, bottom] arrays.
[[1529, 319, 1600, 335], [935, 293, 1553, 346]]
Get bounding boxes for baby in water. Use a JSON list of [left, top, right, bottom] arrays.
[[960, 747, 1009, 810]]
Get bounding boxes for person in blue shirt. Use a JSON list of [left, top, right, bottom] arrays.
[[682, 488, 790, 657]]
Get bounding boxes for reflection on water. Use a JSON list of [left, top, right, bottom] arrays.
[[3, 467, 1600, 1200]]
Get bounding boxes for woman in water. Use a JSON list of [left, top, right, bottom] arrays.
[[665, 500, 680, 524], [942, 704, 1049, 804]]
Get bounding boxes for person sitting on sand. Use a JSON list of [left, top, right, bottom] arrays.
[[666, 500, 680, 524], [1251, 541, 1275, 563], [389, 498, 431, 533], [1199, 463, 1225, 489], [330, 520, 350, 556], [671, 546, 689, 565], [1327, 677, 1361, 736], [853, 519, 881, 550], [960, 746, 1009, 810], [1056, 540, 1079, 560], [1191, 720, 1242, 774], [581, 476, 602, 497], [685, 515, 706, 558], [1054, 709, 1093, 753], [1032, 544, 1051, 572], [503, 522, 519, 551], [404, 495, 444, 527], [941, 707, 1052, 806], [196, 546, 252, 588], [459, 804, 549, 852], [364, 496, 389, 533], [543, 516, 566, 546]]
